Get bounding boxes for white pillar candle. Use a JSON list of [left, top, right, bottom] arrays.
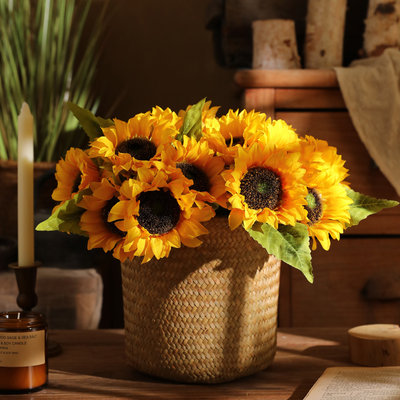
[[17, 102, 35, 267]]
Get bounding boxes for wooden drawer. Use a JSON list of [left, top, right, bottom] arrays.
[[279, 237, 400, 327]]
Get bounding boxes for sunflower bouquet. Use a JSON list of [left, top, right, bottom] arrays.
[[36, 99, 398, 282]]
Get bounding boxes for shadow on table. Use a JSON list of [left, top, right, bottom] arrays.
[[274, 328, 352, 400], [48, 330, 277, 398], [277, 327, 349, 364], [48, 369, 278, 399], [48, 367, 297, 400], [288, 384, 313, 400], [48, 370, 204, 399], [48, 329, 351, 399], [276, 343, 349, 364], [49, 330, 142, 381], [278, 327, 348, 345]]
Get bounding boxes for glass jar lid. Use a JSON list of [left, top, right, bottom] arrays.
[[0, 311, 46, 330]]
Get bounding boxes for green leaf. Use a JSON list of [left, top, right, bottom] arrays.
[[67, 102, 114, 141], [248, 222, 313, 283], [176, 98, 206, 142], [35, 190, 89, 236], [345, 187, 399, 228], [96, 116, 115, 128]]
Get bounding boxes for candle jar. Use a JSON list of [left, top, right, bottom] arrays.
[[0, 311, 47, 393]]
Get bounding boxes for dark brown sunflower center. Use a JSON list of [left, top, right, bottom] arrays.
[[101, 197, 125, 237], [116, 138, 156, 160], [117, 169, 138, 184], [137, 190, 181, 235], [305, 188, 323, 225], [225, 136, 244, 147], [240, 167, 282, 210], [72, 173, 81, 193], [176, 162, 210, 192]]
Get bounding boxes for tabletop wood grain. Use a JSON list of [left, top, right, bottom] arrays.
[[8, 328, 352, 399]]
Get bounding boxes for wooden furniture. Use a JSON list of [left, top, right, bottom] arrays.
[[235, 69, 400, 327], [10, 328, 351, 399]]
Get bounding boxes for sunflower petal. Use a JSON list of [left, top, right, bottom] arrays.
[[228, 209, 244, 230], [150, 237, 165, 259]]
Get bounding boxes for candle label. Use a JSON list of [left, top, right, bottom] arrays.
[[0, 330, 45, 367]]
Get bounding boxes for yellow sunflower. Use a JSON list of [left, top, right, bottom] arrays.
[[205, 109, 267, 164], [52, 148, 100, 203], [159, 136, 226, 206], [259, 119, 301, 153], [109, 167, 215, 263], [78, 178, 133, 261], [222, 144, 308, 231], [151, 106, 181, 128], [88, 112, 176, 170], [300, 135, 349, 184], [300, 138, 352, 250]]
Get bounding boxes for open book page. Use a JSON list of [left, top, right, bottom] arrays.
[[304, 367, 400, 400]]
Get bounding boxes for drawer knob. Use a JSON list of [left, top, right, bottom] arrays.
[[362, 271, 400, 301]]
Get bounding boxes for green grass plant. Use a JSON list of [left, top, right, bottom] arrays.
[[0, 0, 106, 161]]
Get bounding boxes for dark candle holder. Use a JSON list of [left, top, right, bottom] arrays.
[[8, 261, 62, 357], [9, 261, 41, 311]]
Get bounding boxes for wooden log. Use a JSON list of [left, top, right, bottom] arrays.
[[363, 0, 400, 57], [220, 0, 308, 67], [305, 0, 347, 68], [252, 19, 301, 69], [348, 324, 400, 366]]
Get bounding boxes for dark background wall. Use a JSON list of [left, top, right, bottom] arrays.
[[88, 0, 368, 121], [90, 0, 240, 120]]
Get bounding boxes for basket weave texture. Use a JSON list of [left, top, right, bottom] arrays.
[[121, 217, 281, 383]]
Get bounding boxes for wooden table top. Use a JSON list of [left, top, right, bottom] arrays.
[[10, 328, 352, 399]]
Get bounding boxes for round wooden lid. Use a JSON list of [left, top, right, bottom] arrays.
[[348, 324, 400, 366], [348, 324, 400, 340]]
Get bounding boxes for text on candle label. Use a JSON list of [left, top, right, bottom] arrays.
[[0, 330, 45, 367]]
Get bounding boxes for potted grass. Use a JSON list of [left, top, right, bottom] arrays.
[[0, 0, 107, 238]]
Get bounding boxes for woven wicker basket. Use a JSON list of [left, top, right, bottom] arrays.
[[121, 217, 281, 383]]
